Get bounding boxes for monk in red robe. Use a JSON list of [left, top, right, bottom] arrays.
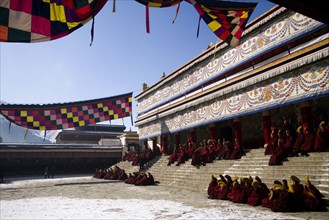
[[314, 121, 329, 152], [230, 138, 243, 159], [289, 175, 306, 211], [300, 126, 315, 156], [247, 176, 269, 206], [269, 129, 285, 165], [167, 146, 179, 166], [207, 175, 218, 199], [292, 126, 304, 156], [227, 176, 241, 201], [233, 177, 253, 204], [303, 176, 325, 211], [262, 180, 282, 209], [265, 128, 278, 155], [283, 129, 294, 157]]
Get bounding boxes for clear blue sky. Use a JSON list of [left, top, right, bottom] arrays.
[[0, 0, 276, 131]]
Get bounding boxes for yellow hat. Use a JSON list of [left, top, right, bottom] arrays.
[[287, 182, 294, 193], [297, 126, 303, 133], [233, 182, 240, 187], [217, 181, 226, 187], [242, 177, 252, 185], [290, 175, 300, 183], [219, 174, 227, 183], [305, 175, 310, 184], [225, 175, 232, 181], [274, 180, 282, 185], [273, 184, 283, 191], [255, 176, 262, 183], [252, 181, 259, 188]]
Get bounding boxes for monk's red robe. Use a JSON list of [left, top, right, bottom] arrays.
[[217, 185, 230, 200], [300, 132, 315, 153], [293, 132, 304, 153], [314, 127, 329, 152], [207, 178, 218, 199]]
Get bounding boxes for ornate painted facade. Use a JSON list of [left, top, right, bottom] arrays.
[[135, 5, 329, 146]]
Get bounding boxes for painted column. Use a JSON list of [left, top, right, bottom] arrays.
[[262, 111, 272, 145], [300, 101, 313, 129], [189, 129, 196, 145], [174, 133, 180, 146], [161, 135, 168, 155], [152, 138, 157, 151], [233, 118, 242, 141], [209, 124, 216, 140]]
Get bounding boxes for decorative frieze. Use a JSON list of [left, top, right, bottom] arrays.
[[137, 59, 329, 139], [137, 11, 321, 115]]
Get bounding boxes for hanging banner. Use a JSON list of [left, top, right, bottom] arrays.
[[0, 92, 133, 130]]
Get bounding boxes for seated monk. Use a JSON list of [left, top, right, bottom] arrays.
[[207, 139, 217, 162], [167, 146, 179, 166], [191, 145, 203, 167], [199, 140, 209, 165], [118, 169, 128, 180], [262, 180, 283, 209], [148, 172, 156, 185], [227, 176, 240, 201], [288, 175, 306, 212], [292, 126, 304, 156], [269, 130, 285, 165], [233, 177, 253, 204], [125, 173, 134, 184], [265, 127, 278, 155], [247, 176, 269, 206], [222, 140, 234, 160], [314, 121, 329, 152], [207, 175, 218, 199], [216, 180, 230, 200], [134, 172, 147, 186], [270, 179, 293, 212], [230, 138, 243, 160], [176, 145, 188, 166], [300, 126, 315, 156], [283, 129, 294, 157], [303, 176, 325, 211], [216, 139, 224, 159]]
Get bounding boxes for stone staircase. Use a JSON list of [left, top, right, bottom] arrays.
[[114, 148, 329, 205], [223, 149, 329, 199]]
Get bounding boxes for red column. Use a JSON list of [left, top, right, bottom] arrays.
[[233, 119, 242, 141], [300, 106, 313, 129], [262, 112, 271, 144], [143, 140, 148, 149], [152, 138, 157, 150], [175, 133, 180, 146], [190, 129, 196, 144], [161, 135, 168, 155], [209, 124, 216, 140]]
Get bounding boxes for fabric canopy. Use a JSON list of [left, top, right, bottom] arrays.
[[0, 92, 133, 130], [135, 0, 257, 47], [1, 0, 257, 47], [0, 0, 107, 43]]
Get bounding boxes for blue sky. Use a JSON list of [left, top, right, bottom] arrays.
[[0, 0, 276, 131]]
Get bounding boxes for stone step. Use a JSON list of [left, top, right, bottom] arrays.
[[114, 149, 329, 206]]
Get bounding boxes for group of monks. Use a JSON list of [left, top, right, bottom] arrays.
[[208, 174, 325, 212], [265, 120, 329, 166], [167, 138, 244, 167], [125, 171, 156, 186], [122, 146, 161, 170], [93, 165, 156, 186], [93, 165, 128, 180]]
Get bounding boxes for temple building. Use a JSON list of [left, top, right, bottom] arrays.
[[0, 125, 140, 175], [135, 5, 329, 154]]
